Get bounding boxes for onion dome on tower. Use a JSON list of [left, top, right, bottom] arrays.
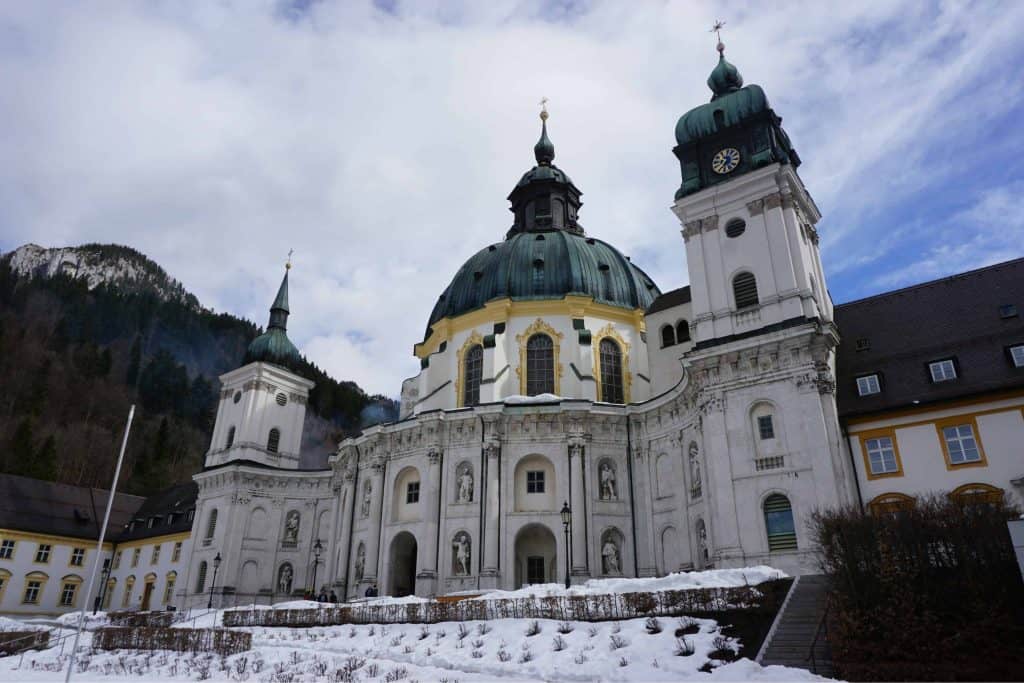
[[423, 106, 660, 340], [673, 39, 801, 199], [243, 260, 304, 373]]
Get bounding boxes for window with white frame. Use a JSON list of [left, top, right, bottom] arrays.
[[60, 581, 78, 607], [151, 545, 161, 565], [1010, 345, 1024, 368], [856, 374, 881, 396], [942, 424, 982, 464], [70, 547, 85, 566], [405, 481, 420, 504], [35, 544, 51, 563], [131, 548, 140, 567], [0, 540, 14, 559], [929, 359, 957, 382], [757, 415, 775, 440], [526, 470, 545, 494], [23, 579, 43, 604], [864, 436, 899, 474], [171, 542, 182, 563]]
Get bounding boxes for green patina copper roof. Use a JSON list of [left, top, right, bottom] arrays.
[[243, 268, 303, 371], [426, 230, 661, 332], [675, 82, 769, 146]]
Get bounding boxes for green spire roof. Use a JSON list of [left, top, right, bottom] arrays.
[[243, 266, 303, 372], [534, 110, 555, 165], [269, 269, 290, 331], [707, 52, 743, 100]]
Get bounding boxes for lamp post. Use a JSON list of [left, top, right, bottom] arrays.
[[93, 561, 111, 615], [311, 539, 323, 598], [207, 552, 221, 609], [560, 501, 572, 590]]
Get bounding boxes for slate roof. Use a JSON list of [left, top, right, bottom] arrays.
[[0, 473, 145, 541], [115, 481, 197, 542], [834, 257, 1024, 419], [647, 285, 692, 315]]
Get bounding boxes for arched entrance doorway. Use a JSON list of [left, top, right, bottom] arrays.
[[514, 523, 557, 588], [388, 531, 417, 597]]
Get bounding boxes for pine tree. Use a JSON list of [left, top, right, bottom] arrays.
[[126, 334, 141, 386]]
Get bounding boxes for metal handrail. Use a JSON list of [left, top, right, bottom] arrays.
[[805, 601, 830, 675]]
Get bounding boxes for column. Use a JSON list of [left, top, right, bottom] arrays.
[[480, 440, 501, 589], [333, 470, 355, 595], [701, 396, 743, 565], [569, 442, 589, 579], [416, 448, 442, 596], [362, 461, 386, 587]]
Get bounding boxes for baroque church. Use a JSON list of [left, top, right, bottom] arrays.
[[186, 43, 860, 605]]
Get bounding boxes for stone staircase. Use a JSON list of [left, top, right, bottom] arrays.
[[758, 574, 834, 678]]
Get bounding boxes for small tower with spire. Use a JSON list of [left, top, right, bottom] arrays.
[[204, 256, 315, 470]]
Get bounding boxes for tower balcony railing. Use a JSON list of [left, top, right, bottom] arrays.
[[754, 455, 786, 471], [734, 307, 762, 328]]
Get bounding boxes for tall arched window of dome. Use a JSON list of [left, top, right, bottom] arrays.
[[599, 338, 624, 404], [733, 272, 759, 309], [763, 494, 797, 552], [267, 428, 281, 453], [225, 426, 235, 449], [526, 334, 555, 396], [463, 345, 483, 407], [676, 320, 690, 343], [204, 509, 218, 542], [660, 324, 676, 348]]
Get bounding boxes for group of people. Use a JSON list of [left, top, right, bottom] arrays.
[[304, 588, 339, 603]]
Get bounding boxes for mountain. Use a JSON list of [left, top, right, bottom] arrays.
[[0, 243, 397, 496]]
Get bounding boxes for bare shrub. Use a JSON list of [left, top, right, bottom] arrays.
[[556, 621, 573, 634], [497, 647, 512, 662], [573, 653, 587, 664], [618, 656, 628, 667], [476, 623, 491, 635], [470, 649, 483, 659], [644, 617, 662, 634], [673, 636, 695, 656], [365, 662, 380, 677], [610, 622, 621, 634], [609, 634, 628, 650], [456, 623, 470, 641], [418, 626, 429, 640], [525, 620, 541, 637], [384, 667, 408, 682], [471, 639, 485, 649], [551, 635, 567, 652], [389, 637, 402, 647], [709, 635, 736, 661], [587, 626, 598, 638], [518, 647, 533, 663]]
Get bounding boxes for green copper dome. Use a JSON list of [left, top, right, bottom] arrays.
[[707, 53, 743, 99], [675, 83, 769, 146], [243, 269, 303, 372]]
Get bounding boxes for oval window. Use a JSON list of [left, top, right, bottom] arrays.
[[276, 392, 287, 407], [233, 391, 242, 404], [725, 219, 746, 238]]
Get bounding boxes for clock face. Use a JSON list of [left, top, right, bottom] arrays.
[[711, 147, 741, 175]]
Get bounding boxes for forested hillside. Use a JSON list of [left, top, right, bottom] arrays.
[[0, 246, 397, 496]]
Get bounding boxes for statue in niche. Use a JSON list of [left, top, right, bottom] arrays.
[[283, 510, 300, 545], [601, 535, 621, 575], [600, 462, 617, 500], [457, 464, 474, 503], [697, 520, 709, 564], [361, 481, 372, 518], [452, 532, 471, 576], [688, 443, 702, 491], [278, 564, 293, 594], [354, 544, 365, 583]]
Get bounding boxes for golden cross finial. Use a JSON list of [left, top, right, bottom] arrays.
[[286, 248, 294, 270], [711, 19, 726, 53], [539, 96, 549, 121]]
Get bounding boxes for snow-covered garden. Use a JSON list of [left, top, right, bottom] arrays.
[[0, 568, 837, 682]]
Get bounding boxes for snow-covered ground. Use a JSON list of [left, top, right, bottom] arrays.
[[1, 568, 836, 681]]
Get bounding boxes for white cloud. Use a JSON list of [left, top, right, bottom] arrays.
[[1, 1, 1022, 395]]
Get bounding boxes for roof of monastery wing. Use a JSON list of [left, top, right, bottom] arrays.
[[834, 256, 1024, 418], [115, 480, 197, 543], [647, 285, 692, 314]]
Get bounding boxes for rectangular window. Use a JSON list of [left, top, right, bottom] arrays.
[[405, 481, 420, 504], [757, 415, 775, 440], [856, 374, 881, 396], [70, 547, 85, 566], [163, 577, 176, 605], [113, 550, 122, 570], [0, 539, 14, 559], [526, 470, 545, 494], [132, 548, 140, 568], [23, 580, 42, 604], [35, 544, 51, 563], [526, 556, 545, 584], [929, 359, 957, 382], [865, 437, 899, 475], [60, 582, 78, 607], [1010, 345, 1024, 368], [151, 545, 161, 565], [172, 542, 182, 563], [942, 424, 982, 464]]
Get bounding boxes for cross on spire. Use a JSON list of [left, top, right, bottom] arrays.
[[710, 19, 726, 53], [539, 96, 549, 121], [286, 248, 294, 270]]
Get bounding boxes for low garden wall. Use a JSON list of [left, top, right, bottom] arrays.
[[0, 630, 50, 656], [108, 611, 174, 628], [93, 627, 251, 656]]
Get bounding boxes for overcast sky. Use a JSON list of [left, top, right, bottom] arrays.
[[2, 1, 1022, 397]]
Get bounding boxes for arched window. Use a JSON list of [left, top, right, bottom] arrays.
[[733, 272, 759, 309], [463, 344, 483, 407], [267, 428, 280, 453], [949, 483, 1004, 506], [676, 320, 690, 343], [660, 324, 675, 348], [599, 338, 624, 404], [225, 426, 235, 449], [204, 509, 218, 542], [526, 334, 554, 396], [763, 494, 797, 551], [195, 562, 207, 593]]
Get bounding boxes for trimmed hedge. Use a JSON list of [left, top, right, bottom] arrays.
[[93, 627, 250, 656], [223, 583, 776, 628], [0, 630, 49, 656], [107, 611, 174, 628], [812, 495, 1024, 681]]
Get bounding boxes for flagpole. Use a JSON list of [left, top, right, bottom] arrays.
[[65, 404, 135, 683]]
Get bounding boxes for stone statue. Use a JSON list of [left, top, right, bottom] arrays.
[[601, 537, 620, 575], [452, 533, 471, 576], [457, 464, 473, 503], [697, 520, 709, 564], [361, 481, 372, 518], [278, 564, 293, 594], [354, 544, 365, 583], [283, 510, 300, 544], [688, 443, 702, 492], [600, 462, 617, 500]]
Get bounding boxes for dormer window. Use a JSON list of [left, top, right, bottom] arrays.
[[929, 359, 957, 383], [1009, 344, 1024, 368], [856, 374, 881, 396]]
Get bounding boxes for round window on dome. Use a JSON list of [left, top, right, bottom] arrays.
[[233, 391, 241, 404], [276, 392, 288, 407], [725, 218, 746, 238]]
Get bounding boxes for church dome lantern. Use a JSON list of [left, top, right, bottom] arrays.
[[243, 262, 304, 374]]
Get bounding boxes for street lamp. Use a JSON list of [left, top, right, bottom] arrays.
[[560, 501, 572, 590], [207, 552, 222, 609], [94, 560, 111, 615], [311, 539, 323, 598]]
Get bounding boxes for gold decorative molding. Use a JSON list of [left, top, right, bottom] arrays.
[[591, 323, 631, 403], [515, 318, 564, 396], [454, 330, 485, 408]]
